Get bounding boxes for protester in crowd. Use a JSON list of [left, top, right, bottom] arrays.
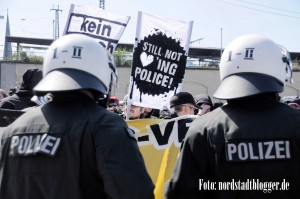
[[165, 34, 299, 198], [140, 107, 160, 119], [141, 107, 153, 118], [287, 101, 300, 109], [168, 91, 200, 141], [280, 95, 300, 109], [107, 96, 122, 114], [122, 94, 146, 120], [169, 92, 200, 117], [0, 68, 42, 110], [194, 93, 213, 115], [119, 99, 124, 110], [124, 103, 145, 120], [0, 88, 8, 100], [109, 96, 120, 104], [159, 106, 173, 119], [0, 34, 154, 199], [280, 95, 298, 104], [121, 94, 160, 119]]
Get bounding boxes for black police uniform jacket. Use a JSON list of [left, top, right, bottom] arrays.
[[166, 95, 300, 199], [0, 92, 154, 199]]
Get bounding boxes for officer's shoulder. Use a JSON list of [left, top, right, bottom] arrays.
[[285, 105, 300, 120], [98, 108, 126, 123], [187, 108, 225, 136], [193, 107, 224, 124]]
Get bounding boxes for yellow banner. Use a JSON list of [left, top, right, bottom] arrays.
[[126, 116, 197, 199]]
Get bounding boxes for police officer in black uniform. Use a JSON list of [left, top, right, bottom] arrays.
[[0, 34, 154, 199], [165, 34, 300, 198]]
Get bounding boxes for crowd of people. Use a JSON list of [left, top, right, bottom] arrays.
[[105, 92, 224, 120], [0, 33, 300, 199]]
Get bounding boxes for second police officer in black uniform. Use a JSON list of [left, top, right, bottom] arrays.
[[165, 34, 300, 199]]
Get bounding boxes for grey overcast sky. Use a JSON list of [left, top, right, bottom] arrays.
[[0, 0, 300, 54]]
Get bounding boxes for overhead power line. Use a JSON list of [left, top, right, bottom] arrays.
[[237, 0, 300, 14], [218, 0, 300, 19]]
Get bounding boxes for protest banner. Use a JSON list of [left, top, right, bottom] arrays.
[[126, 115, 198, 199], [63, 4, 130, 53], [127, 11, 193, 110]]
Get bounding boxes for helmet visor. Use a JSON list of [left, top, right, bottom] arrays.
[[33, 68, 107, 95], [213, 73, 284, 100]]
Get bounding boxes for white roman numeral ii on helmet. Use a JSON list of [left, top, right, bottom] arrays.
[[214, 34, 293, 100], [34, 34, 117, 97]]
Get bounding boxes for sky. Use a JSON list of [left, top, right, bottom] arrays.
[[0, 0, 300, 57]]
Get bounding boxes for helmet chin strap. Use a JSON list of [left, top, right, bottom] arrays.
[[285, 64, 294, 84], [80, 90, 95, 100], [97, 52, 117, 108], [97, 74, 113, 108], [97, 96, 109, 108], [280, 45, 293, 84]]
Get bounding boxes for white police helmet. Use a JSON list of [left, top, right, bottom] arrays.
[[34, 34, 117, 96], [213, 34, 292, 100]]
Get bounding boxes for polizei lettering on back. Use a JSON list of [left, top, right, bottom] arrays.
[[9, 134, 61, 157], [225, 140, 291, 162]]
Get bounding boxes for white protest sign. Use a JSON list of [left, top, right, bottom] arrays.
[[64, 4, 130, 53], [128, 11, 193, 110]]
